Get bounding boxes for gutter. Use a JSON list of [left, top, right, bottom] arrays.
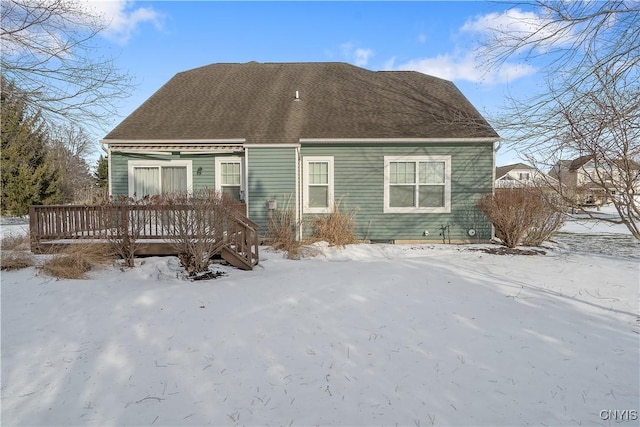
[[299, 137, 501, 144]]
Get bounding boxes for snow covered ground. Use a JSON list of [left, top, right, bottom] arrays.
[[1, 212, 638, 426]]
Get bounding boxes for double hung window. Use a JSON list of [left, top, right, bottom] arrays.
[[215, 157, 243, 201], [303, 157, 334, 213], [384, 156, 451, 213]]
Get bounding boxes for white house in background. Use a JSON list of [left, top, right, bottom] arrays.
[[495, 163, 555, 188]]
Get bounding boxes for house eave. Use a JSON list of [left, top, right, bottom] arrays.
[[101, 138, 246, 145], [298, 137, 500, 144], [243, 143, 301, 148], [102, 139, 246, 155]]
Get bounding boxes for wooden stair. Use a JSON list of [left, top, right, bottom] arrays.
[[221, 246, 253, 270], [219, 210, 259, 271]]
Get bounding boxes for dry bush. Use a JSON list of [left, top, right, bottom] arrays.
[[267, 207, 300, 257], [311, 204, 357, 247], [1, 251, 35, 271], [1, 233, 34, 271], [477, 188, 565, 248], [40, 243, 113, 279], [162, 190, 240, 276], [0, 233, 30, 251], [104, 195, 160, 268], [522, 191, 566, 246]]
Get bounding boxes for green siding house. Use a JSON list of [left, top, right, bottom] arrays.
[[102, 62, 499, 242]]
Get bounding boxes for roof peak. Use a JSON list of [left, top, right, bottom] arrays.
[[106, 61, 498, 141]]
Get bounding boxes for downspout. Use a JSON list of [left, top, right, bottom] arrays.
[[491, 140, 498, 240], [244, 147, 250, 212], [99, 140, 112, 198], [295, 145, 302, 241], [492, 140, 497, 195]]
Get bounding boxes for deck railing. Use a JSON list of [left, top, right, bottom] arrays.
[[29, 203, 258, 270]]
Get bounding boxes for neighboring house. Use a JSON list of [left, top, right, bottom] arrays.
[[549, 155, 640, 205], [495, 163, 556, 188], [101, 62, 500, 242]]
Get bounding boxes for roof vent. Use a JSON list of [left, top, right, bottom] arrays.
[[294, 90, 300, 101]]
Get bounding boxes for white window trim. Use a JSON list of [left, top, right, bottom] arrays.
[[383, 155, 451, 213], [128, 159, 193, 198], [303, 156, 334, 214], [215, 156, 245, 201]]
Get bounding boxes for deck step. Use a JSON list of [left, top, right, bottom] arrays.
[[221, 245, 253, 271]]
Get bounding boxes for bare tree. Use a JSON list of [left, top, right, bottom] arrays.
[[49, 122, 95, 160], [1, 0, 134, 130], [479, 1, 640, 238]]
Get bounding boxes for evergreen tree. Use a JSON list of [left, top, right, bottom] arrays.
[[1, 79, 61, 216], [94, 155, 109, 189]]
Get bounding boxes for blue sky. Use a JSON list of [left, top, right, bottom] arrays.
[[89, 1, 550, 165]]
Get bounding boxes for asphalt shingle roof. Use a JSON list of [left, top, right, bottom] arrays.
[[105, 62, 499, 143], [495, 163, 534, 179]]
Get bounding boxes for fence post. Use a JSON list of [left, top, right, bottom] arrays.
[[120, 205, 130, 249], [29, 206, 40, 253]]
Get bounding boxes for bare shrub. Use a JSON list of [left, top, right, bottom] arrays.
[[477, 188, 565, 248], [522, 191, 566, 246], [1, 233, 29, 251], [1, 251, 35, 271], [311, 202, 357, 247], [104, 195, 158, 268], [267, 207, 299, 257], [162, 190, 240, 276], [40, 243, 113, 279], [479, 190, 525, 248]]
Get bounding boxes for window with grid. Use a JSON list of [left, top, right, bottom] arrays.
[[303, 157, 334, 213], [384, 156, 450, 213], [220, 162, 241, 200], [215, 157, 243, 201]]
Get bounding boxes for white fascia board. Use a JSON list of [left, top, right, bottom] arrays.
[[243, 143, 301, 148], [299, 137, 500, 144], [178, 150, 239, 154]]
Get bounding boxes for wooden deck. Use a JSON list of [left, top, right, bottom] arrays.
[[29, 203, 259, 270]]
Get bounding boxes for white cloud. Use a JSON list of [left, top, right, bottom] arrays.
[[1, 1, 162, 53], [398, 53, 480, 82], [396, 51, 536, 84], [354, 48, 374, 67], [495, 62, 537, 83], [86, 0, 164, 44], [461, 8, 577, 54], [389, 8, 563, 84], [382, 56, 397, 71], [340, 42, 374, 67]]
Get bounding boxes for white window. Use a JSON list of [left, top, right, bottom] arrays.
[[519, 172, 531, 181], [383, 156, 451, 213], [303, 156, 334, 213], [128, 160, 192, 198], [215, 157, 244, 201]]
